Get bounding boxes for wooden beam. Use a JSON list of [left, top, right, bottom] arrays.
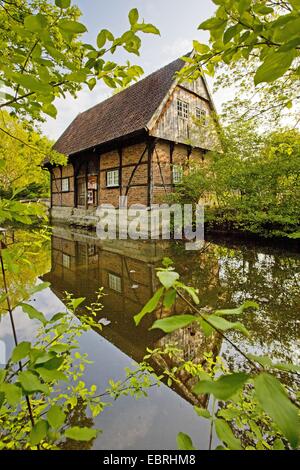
[[118, 147, 123, 196], [170, 142, 175, 187], [148, 138, 156, 207], [125, 143, 148, 197], [154, 147, 168, 195]]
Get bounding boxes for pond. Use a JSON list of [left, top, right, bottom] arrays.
[[1, 224, 299, 450]]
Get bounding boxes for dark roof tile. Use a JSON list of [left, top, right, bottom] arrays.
[[54, 58, 185, 156]]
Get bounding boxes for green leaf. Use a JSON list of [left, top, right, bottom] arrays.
[[151, 314, 196, 333], [163, 289, 176, 309], [254, 51, 295, 85], [36, 367, 68, 383], [64, 426, 98, 441], [58, 20, 87, 34], [193, 40, 210, 53], [215, 418, 242, 450], [12, 73, 51, 94], [176, 432, 196, 450], [49, 343, 71, 354], [215, 300, 258, 316], [11, 341, 31, 363], [30, 420, 48, 445], [18, 371, 49, 394], [55, 0, 71, 8], [43, 103, 57, 119], [24, 14, 47, 32], [254, 373, 300, 448], [238, 0, 251, 14], [97, 30, 107, 48], [103, 76, 116, 88], [157, 271, 179, 289], [0, 370, 6, 384], [138, 24, 160, 35], [223, 24, 243, 44], [194, 406, 211, 419], [49, 312, 66, 323], [28, 282, 51, 296], [198, 17, 226, 30], [20, 303, 47, 325], [176, 282, 200, 305], [129, 8, 139, 26], [206, 315, 250, 336], [47, 405, 66, 429], [289, 0, 300, 9], [193, 373, 248, 400], [0, 383, 22, 406], [134, 287, 164, 325]]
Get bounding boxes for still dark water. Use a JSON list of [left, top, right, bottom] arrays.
[[1, 225, 299, 449]]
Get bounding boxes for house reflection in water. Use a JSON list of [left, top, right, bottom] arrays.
[[43, 225, 220, 406]]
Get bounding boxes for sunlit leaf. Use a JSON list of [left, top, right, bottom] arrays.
[[193, 373, 249, 400], [134, 287, 164, 326], [157, 271, 179, 289], [254, 373, 300, 448], [64, 426, 98, 441], [215, 418, 242, 450], [176, 432, 196, 450], [151, 314, 196, 333]]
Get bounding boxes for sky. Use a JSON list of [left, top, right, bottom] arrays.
[[41, 0, 218, 141]]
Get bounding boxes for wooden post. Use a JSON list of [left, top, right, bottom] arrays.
[[118, 147, 123, 197], [148, 138, 156, 207], [170, 142, 175, 187], [85, 159, 88, 210]]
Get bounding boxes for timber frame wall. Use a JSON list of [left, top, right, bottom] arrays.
[[50, 136, 206, 209]]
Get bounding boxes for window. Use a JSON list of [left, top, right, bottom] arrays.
[[62, 253, 71, 269], [196, 107, 207, 125], [108, 273, 122, 293], [106, 169, 119, 188], [177, 99, 189, 119], [173, 165, 183, 185], [61, 178, 69, 192]]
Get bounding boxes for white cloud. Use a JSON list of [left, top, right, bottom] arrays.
[[40, 82, 109, 141]]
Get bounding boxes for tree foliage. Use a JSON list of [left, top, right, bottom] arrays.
[[179, 0, 300, 123], [0, 1, 159, 130]]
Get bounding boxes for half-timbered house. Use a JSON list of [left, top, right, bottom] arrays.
[[47, 57, 219, 226]]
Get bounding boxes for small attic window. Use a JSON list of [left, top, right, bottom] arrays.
[[196, 107, 207, 125], [177, 99, 189, 119]]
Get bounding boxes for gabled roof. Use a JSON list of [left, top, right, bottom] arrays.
[[54, 58, 186, 156]]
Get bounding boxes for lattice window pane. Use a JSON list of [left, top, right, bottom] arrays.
[[107, 169, 119, 187], [196, 107, 207, 125], [177, 99, 189, 119], [108, 273, 122, 292], [61, 178, 69, 192], [173, 165, 183, 184], [62, 253, 71, 269]]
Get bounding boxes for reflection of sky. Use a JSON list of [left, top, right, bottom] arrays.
[[1, 281, 215, 450]]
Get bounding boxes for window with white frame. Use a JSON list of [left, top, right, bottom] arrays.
[[177, 99, 189, 119], [108, 273, 122, 293], [62, 253, 71, 269], [196, 107, 207, 125], [172, 165, 183, 184], [61, 178, 69, 192], [106, 169, 119, 187]]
